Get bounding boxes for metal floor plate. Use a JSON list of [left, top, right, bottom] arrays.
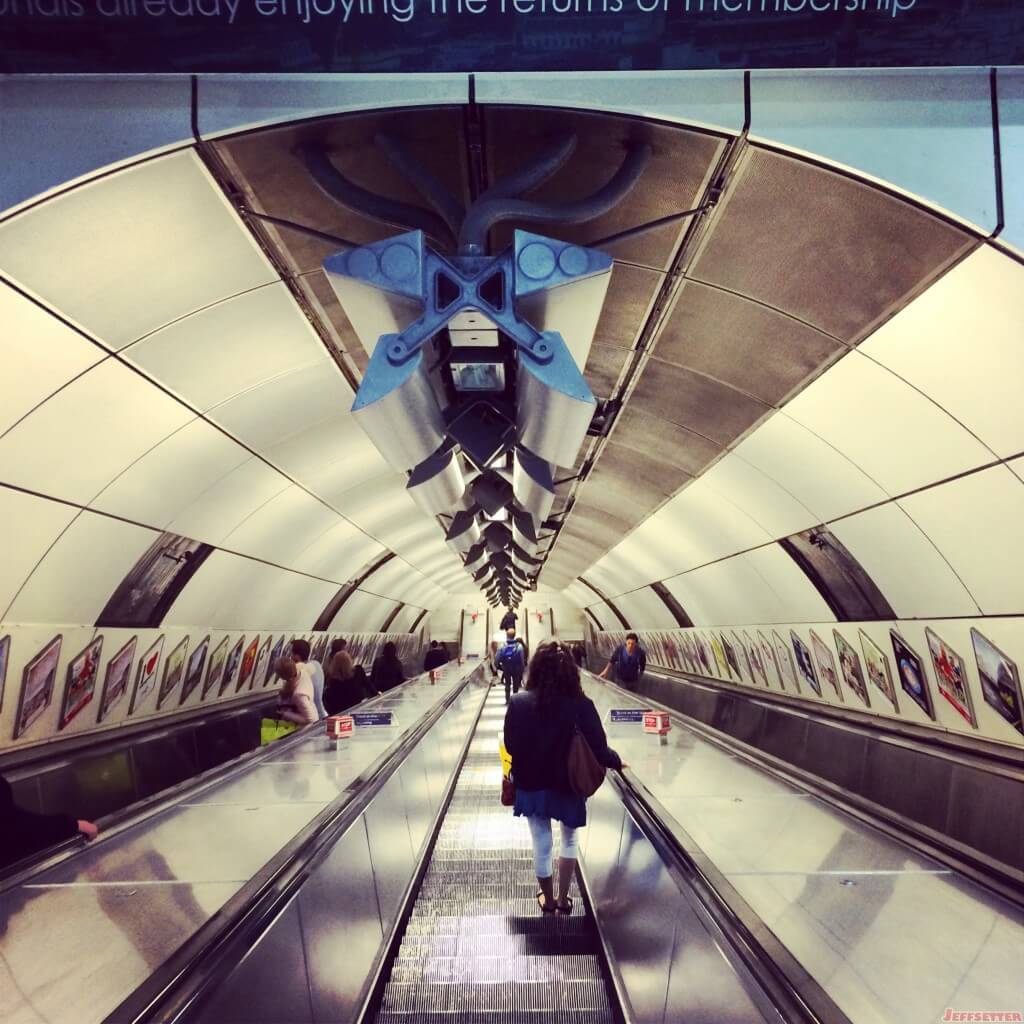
[[375, 688, 616, 1024]]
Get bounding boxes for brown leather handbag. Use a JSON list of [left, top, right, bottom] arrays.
[[567, 725, 605, 798]]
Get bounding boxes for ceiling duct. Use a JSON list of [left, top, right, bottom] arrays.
[[407, 449, 465, 518], [313, 137, 650, 602], [512, 448, 557, 530]]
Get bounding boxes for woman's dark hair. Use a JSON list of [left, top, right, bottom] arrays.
[[382, 641, 399, 661], [526, 642, 583, 704], [329, 637, 347, 657]]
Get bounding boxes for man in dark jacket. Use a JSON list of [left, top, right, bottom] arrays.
[[0, 776, 98, 869], [598, 632, 647, 692], [423, 641, 447, 672], [500, 608, 517, 631], [496, 629, 526, 705]]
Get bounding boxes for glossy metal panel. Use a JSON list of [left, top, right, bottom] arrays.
[[0, 880, 243, 1024], [197, 897, 314, 1024], [131, 730, 199, 800], [363, 772, 416, 934], [724, 870, 1024, 1024], [861, 739, 953, 833], [945, 763, 1024, 871], [578, 783, 625, 895], [398, 747, 435, 859], [38, 748, 137, 822], [301, 818, 384, 1023]]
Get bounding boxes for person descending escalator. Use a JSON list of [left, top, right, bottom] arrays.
[[273, 657, 318, 725], [0, 775, 99, 870], [500, 607, 518, 631], [598, 632, 647, 692], [503, 642, 624, 915], [423, 641, 447, 672], [371, 641, 406, 693], [496, 628, 526, 705]]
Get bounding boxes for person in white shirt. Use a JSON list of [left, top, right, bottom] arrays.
[[290, 639, 326, 720], [274, 657, 318, 725]]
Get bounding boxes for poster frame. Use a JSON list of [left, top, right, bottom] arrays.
[[204, 636, 229, 699], [97, 635, 137, 722], [890, 630, 934, 720], [59, 635, 104, 729], [859, 629, 899, 713], [158, 635, 189, 709], [236, 635, 259, 692], [970, 627, 1023, 735], [925, 627, 976, 728], [129, 634, 164, 715], [834, 629, 870, 707], [14, 634, 63, 739], [181, 634, 209, 705]]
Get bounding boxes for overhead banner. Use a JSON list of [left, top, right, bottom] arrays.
[[0, 0, 1018, 72]]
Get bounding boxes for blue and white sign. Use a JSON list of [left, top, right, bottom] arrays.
[[353, 711, 395, 727], [609, 708, 645, 723]]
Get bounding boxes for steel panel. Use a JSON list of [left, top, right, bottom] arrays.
[[363, 772, 417, 934], [300, 818, 385, 1024], [861, 739, 953, 834], [197, 897, 314, 1024], [945, 763, 1024, 871]]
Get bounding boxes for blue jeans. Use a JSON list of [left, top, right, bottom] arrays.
[[527, 815, 580, 878]]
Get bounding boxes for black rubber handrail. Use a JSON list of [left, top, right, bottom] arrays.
[[102, 666, 483, 1024]]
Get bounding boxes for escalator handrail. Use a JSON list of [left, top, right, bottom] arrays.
[[2, 668, 437, 892], [101, 666, 483, 1024]]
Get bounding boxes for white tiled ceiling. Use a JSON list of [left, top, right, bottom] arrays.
[[0, 282, 104, 436], [0, 149, 276, 349], [859, 244, 1024, 460]]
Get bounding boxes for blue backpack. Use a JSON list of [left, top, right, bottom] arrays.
[[498, 640, 525, 676]]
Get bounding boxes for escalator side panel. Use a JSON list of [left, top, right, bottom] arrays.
[[582, 783, 774, 1024], [197, 898, 315, 1024], [363, 775, 418, 933], [300, 817, 384, 1024]]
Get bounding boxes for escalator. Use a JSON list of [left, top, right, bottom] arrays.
[[374, 688, 616, 1023]]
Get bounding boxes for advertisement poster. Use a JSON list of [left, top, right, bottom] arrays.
[[970, 629, 1023, 735], [773, 631, 799, 693], [266, 635, 285, 686], [860, 630, 898, 713], [926, 628, 976, 727], [744, 631, 768, 687], [890, 631, 933, 720], [237, 635, 259, 691], [158, 636, 189, 708], [834, 630, 870, 708], [221, 636, 245, 695], [98, 636, 137, 722], [809, 630, 839, 701], [204, 636, 229, 698], [721, 633, 742, 681], [0, 634, 10, 714], [253, 636, 273, 692], [710, 634, 729, 678], [130, 635, 164, 714], [182, 635, 209, 705], [756, 632, 782, 690], [695, 635, 713, 677], [15, 634, 62, 738], [59, 636, 104, 729]]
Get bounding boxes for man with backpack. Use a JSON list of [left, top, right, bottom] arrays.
[[598, 632, 647, 692], [497, 628, 527, 705]]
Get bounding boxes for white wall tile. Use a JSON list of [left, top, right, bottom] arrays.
[[0, 150, 276, 348], [0, 489, 79, 620], [742, 545, 836, 623], [0, 358, 194, 506], [859, 245, 1024, 460], [0, 283, 104, 437], [701, 453, 819, 540], [91, 419, 250, 528], [828, 503, 980, 619], [126, 282, 326, 412], [900, 466, 1024, 615], [291, 519, 382, 583], [783, 352, 994, 497], [332, 589, 394, 632], [6, 513, 158, 625], [221, 486, 339, 566], [733, 412, 887, 524], [167, 457, 292, 546], [612, 586, 679, 629]]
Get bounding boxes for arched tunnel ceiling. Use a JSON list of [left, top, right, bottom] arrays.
[[0, 88, 1018, 629], [205, 102, 976, 597]]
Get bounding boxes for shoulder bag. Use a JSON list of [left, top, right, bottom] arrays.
[[567, 723, 605, 798]]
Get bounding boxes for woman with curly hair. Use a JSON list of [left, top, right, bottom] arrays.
[[503, 641, 623, 915]]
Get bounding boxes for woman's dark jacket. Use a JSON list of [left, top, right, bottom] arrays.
[[0, 776, 78, 869], [371, 656, 405, 692], [504, 691, 621, 793]]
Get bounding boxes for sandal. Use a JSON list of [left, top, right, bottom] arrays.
[[536, 891, 556, 914], [554, 895, 574, 915]]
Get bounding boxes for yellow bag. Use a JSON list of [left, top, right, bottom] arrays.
[[498, 734, 512, 779], [261, 717, 299, 746]]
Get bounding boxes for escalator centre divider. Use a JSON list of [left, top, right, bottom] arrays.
[[103, 665, 488, 1024]]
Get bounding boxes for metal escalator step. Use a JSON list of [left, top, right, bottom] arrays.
[[395, 933, 601, 959], [380, 978, 612, 1014], [388, 954, 605, 984], [377, 1010, 614, 1024]]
